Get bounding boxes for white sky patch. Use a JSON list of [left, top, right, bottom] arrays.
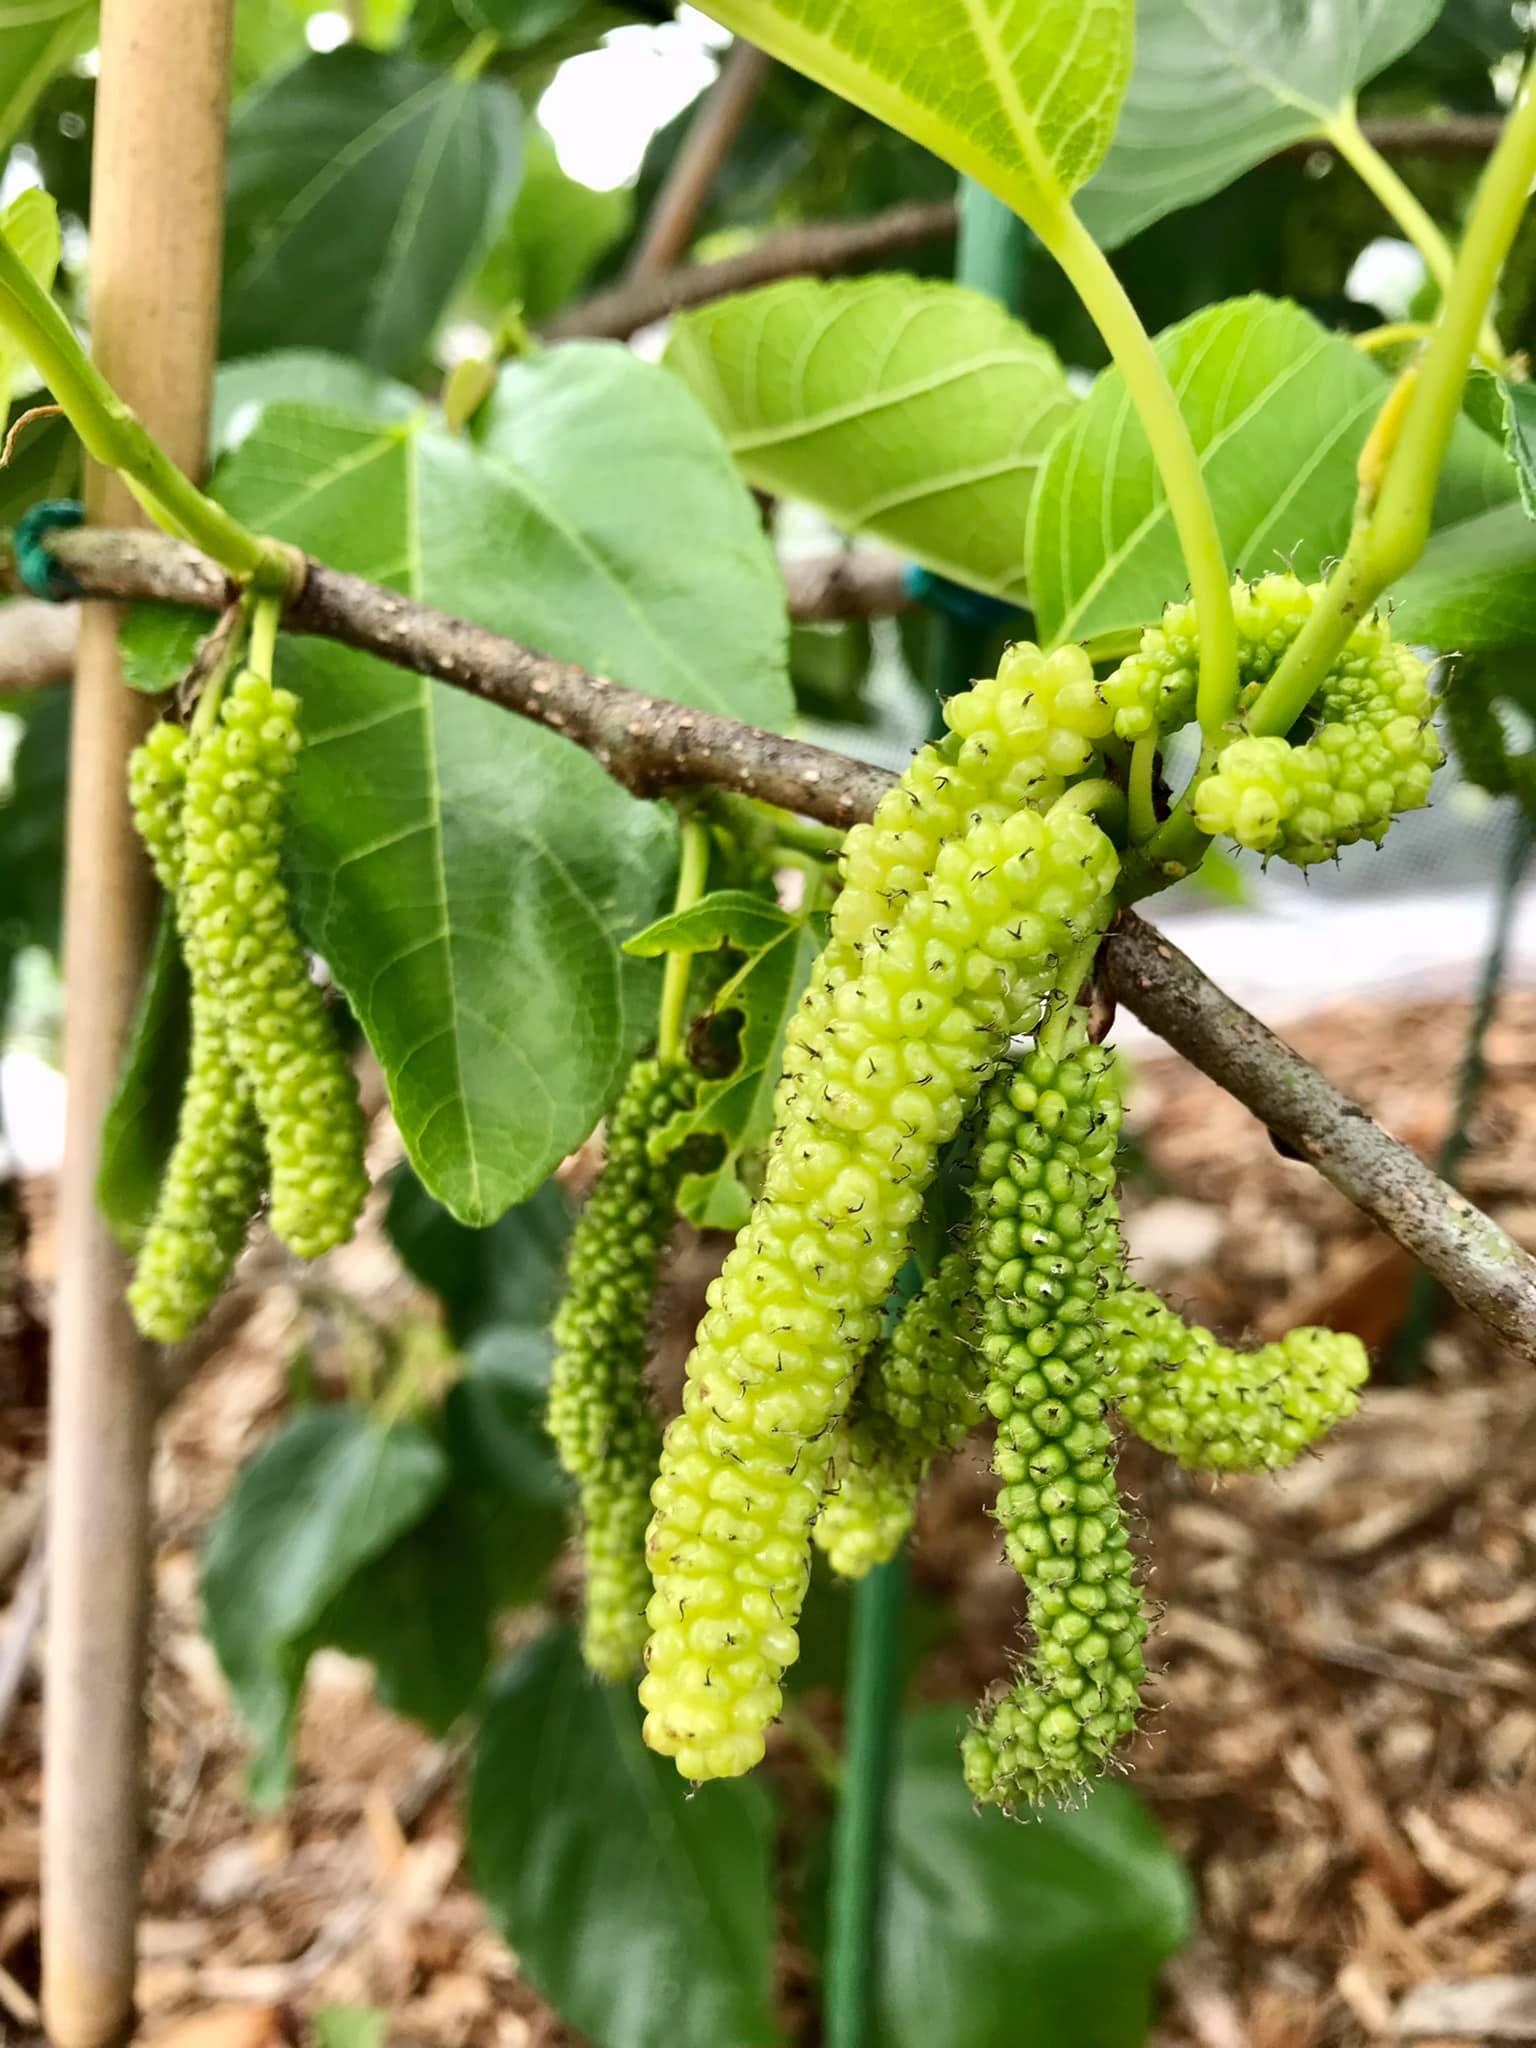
[[306, 10, 351, 51], [539, 12, 725, 191], [0, 147, 43, 210], [1346, 236, 1426, 321]]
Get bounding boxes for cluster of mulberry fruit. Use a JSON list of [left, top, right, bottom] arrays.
[[126, 579, 1402, 1807], [1105, 573, 1441, 865], [125, 666, 368, 1341], [641, 794, 1123, 1781], [528, 618, 1394, 1800]]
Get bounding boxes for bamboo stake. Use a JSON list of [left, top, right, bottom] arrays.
[[42, 5, 233, 2043]]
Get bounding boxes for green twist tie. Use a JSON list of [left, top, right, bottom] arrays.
[[14, 498, 85, 601]]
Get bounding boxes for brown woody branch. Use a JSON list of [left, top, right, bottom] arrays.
[[625, 39, 774, 280], [543, 202, 958, 340], [548, 116, 1506, 343], [0, 541, 914, 692], [4, 522, 1533, 1355], [1101, 916, 1536, 1365]]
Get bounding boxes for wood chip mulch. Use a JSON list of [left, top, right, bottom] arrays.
[[1, 991, 1534, 2047]]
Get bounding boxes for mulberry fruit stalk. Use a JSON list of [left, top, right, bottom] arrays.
[[1102, 1285, 1368, 1472], [180, 668, 368, 1258], [642, 799, 1120, 1781], [813, 1251, 984, 1579], [125, 720, 268, 1341], [547, 1057, 698, 1680], [961, 1020, 1147, 1808]]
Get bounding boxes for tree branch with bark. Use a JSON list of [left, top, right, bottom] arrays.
[[4, 520, 1532, 1360]]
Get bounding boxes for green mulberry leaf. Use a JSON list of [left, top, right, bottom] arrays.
[[202, 1406, 447, 1805], [467, 1626, 781, 2048], [668, 276, 1075, 606], [682, 0, 1130, 226], [1078, 0, 1444, 249], [1028, 294, 1516, 653]]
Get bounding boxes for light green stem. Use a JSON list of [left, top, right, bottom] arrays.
[[1369, 74, 1536, 582], [248, 589, 282, 681], [1040, 203, 1236, 735], [1354, 320, 1503, 372], [1047, 775, 1126, 839], [1127, 735, 1158, 846], [1037, 932, 1102, 1059], [188, 597, 253, 742], [656, 815, 711, 1064], [0, 229, 290, 587], [1138, 64, 1536, 888], [1325, 106, 1506, 370]]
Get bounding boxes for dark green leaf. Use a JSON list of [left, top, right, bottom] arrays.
[[0, 683, 69, 958], [624, 889, 795, 959], [1393, 501, 1536, 651], [654, 909, 821, 1230], [814, 1708, 1193, 2048], [0, 0, 94, 153], [113, 350, 791, 1224], [408, 0, 610, 63], [385, 1168, 573, 1349], [212, 349, 421, 456], [1502, 377, 1536, 521], [467, 1626, 782, 2048], [443, 1346, 573, 1608], [202, 1406, 447, 1805], [97, 909, 191, 1250], [789, 619, 876, 727], [222, 48, 523, 372], [307, 1493, 494, 1735], [472, 123, 631, 325], [1079, 0, 1444, 249]]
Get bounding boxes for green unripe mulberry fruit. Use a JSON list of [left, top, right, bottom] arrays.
[[126, 718, 268, 1341], [962, 1024, 1147, 1809], [1102, 1285, 1368, 1472], [777, 644, 1116, 1133], [547, 1057, 697, 1680], [814, 1252, 984, 1579], [180, 669, 368, 1258], [125, 991, 268, 1341], [1105, 573, 1439, 867], [643, 802, 1120, 1783], [128, 719, 191, 891]]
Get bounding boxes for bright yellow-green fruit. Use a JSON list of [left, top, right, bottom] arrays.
[[180, 669, 368, 1259], [776, 644, 1116, 1130], [125, 990, 267, 1341], [961, 1024, 1147, 1809], [813, 1252, 983, 1579], [642, 803, 1120, 1782], [1103, 1285, 1368, 1471], [547, 1057, 697, 1680], [126, 720, 267, 1342], [1105, 573, 1440, 866], [128, 719, 191, 891]]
